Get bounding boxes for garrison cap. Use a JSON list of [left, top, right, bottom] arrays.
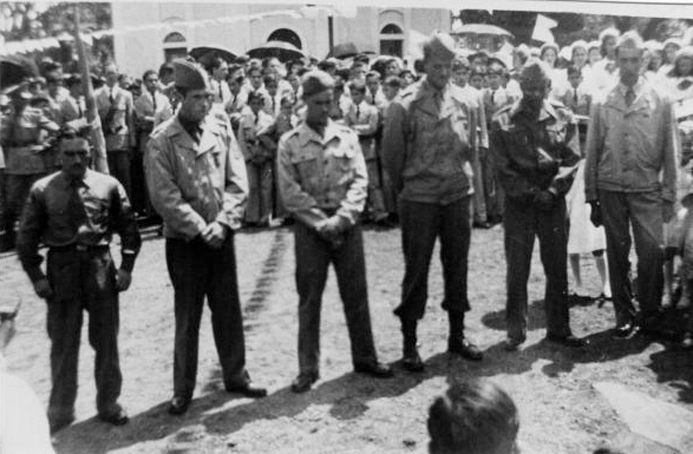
[[301, 70, 335, 99], [422, 31, 457, 61], [173, 58, 212, 91], [519, 58, 552, 84]]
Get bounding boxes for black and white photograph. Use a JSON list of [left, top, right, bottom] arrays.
[[1, 0, 692, 452]]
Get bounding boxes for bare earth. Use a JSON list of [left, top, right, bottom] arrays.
[[1, 224, 692, 454]]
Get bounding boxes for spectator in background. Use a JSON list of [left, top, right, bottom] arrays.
[[427, 379, 519, 454], [158, 62, 175, 89], [95, 63, 136, 198]]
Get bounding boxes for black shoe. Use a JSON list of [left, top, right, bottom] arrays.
[[49, 414, 75, 434], [545, 334, 587, 348], [167, 396, 191, 415], [354, 361, 394, 378], [291, 372, 319, 393], [613, 321, 637, 339], [448, 338, 483, 360], [225, 382, 268, 398], [401, 348, 425, 372], [98, 408, 129, 426]]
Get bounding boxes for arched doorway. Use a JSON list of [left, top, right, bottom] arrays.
[[163, 31, 187, 62], [267, 28, 302, 49], [380, 23, 403, 57]]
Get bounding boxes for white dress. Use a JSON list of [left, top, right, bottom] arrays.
[[566, 159, 607, 254]]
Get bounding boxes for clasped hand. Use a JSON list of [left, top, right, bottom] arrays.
[[202, 221, 227, 249]]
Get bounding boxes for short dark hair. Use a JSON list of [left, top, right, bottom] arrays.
[[59, 124, 91, 142], [428, 379, 519, 454], [247, 91, 265, 104], [158, 63, 174, 79], [384, 75, 403, 89], [566, 64, 583, 78], [142, 69, 158, 81]]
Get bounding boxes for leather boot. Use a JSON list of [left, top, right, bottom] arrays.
[[401, 318, 424, 372], [448, 312, 483, 361]]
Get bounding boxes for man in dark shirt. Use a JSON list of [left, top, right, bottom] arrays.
[[16, 125, 141, 433], [490, 59, 585, 351]]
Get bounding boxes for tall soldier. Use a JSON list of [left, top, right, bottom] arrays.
[[16, 125, 141, 433], [490, 59, 585, 351], [278, 70, 393, 393], [585, 32, 678, 338], [382, 31, 482, 372], [145, 60, 266, 415]]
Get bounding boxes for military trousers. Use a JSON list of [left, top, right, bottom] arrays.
[[598, 189, 664, 325], [45, 245, 122, 422], [165, 235, 250, 399], [504, 198, 571, 342], [294, 221, 378, 375], [395, 196, 472, 321]]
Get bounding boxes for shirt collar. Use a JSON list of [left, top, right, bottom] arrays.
[[61, 169, 92, 189], [617, 77, 645, 98]]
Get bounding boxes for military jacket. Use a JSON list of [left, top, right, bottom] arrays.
[[145, 113, 248, 239], [381, 79, 475, 204], [490, 99, 581, 204], [277, 120, 368, 229]]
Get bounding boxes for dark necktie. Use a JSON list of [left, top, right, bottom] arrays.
[[109, 88, 115, 105], [77, 98, 83, 118], [625, 87, 635, 107], [491, 90, 496, 104], [356, 104, 360, 119], [573, 89, 578, 104], [272, 97, 276, 113], [151, 91, 157, 112], [218, 83, 223, 102]]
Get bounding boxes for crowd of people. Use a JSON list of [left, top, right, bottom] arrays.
[[0, 21, 692, 452]]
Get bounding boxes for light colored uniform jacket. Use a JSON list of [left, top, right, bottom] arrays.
[[145, 113, 248, 239], [277, 120, 368, 229], [584, 79, 678, 203]]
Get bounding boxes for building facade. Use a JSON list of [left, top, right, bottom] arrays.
[[111, 3, 451, 78]]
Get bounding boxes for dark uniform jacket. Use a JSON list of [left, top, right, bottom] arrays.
[[489, 99, 581, 205]]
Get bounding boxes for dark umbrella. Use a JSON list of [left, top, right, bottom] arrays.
[[247, 41, 305, 62], [189, 46, 237, 63], [0, 54, 39, 90], [328, 42, 358, 59]]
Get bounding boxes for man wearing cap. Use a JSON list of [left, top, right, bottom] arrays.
[[145, 59, 266, 415], [0, 88, 60, 251], [490, 58, 584, 351], [585, 32, 677, 338], [16, 125, 141, 432], [277, 70, 393, 393], [382, 31, 482, 372]]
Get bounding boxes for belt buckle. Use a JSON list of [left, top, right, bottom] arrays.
[[76, 244, 88, 252]]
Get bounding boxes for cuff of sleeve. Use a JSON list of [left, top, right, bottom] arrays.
[[26, 266, 46, 283], [120, 252, 136, 273]]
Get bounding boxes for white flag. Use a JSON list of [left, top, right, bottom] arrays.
[[532, 13, 558, 44]]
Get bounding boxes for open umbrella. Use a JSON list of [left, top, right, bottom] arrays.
[[189, 45, 237, 63], [451, 23, 514, 38], [0, 54, 39, 90], [328, 42, 358, 59], [247, 41, 305, 62]]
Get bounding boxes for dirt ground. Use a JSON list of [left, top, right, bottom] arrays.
[[1, 224, 692, 454]]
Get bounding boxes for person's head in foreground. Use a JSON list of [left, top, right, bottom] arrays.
[[428, 379, 519, 454]]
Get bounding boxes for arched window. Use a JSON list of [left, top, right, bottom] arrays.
[[379, 23, 404, 58], [163, 32, 187, 62], [267, 28, 302, 49]]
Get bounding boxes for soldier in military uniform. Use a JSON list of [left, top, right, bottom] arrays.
[[145, 59, 267, 416], [381, 32, 482, 372], [490, 59, 586, 351], [0, 89, 60, 250], [277, 70, 393, 393]]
